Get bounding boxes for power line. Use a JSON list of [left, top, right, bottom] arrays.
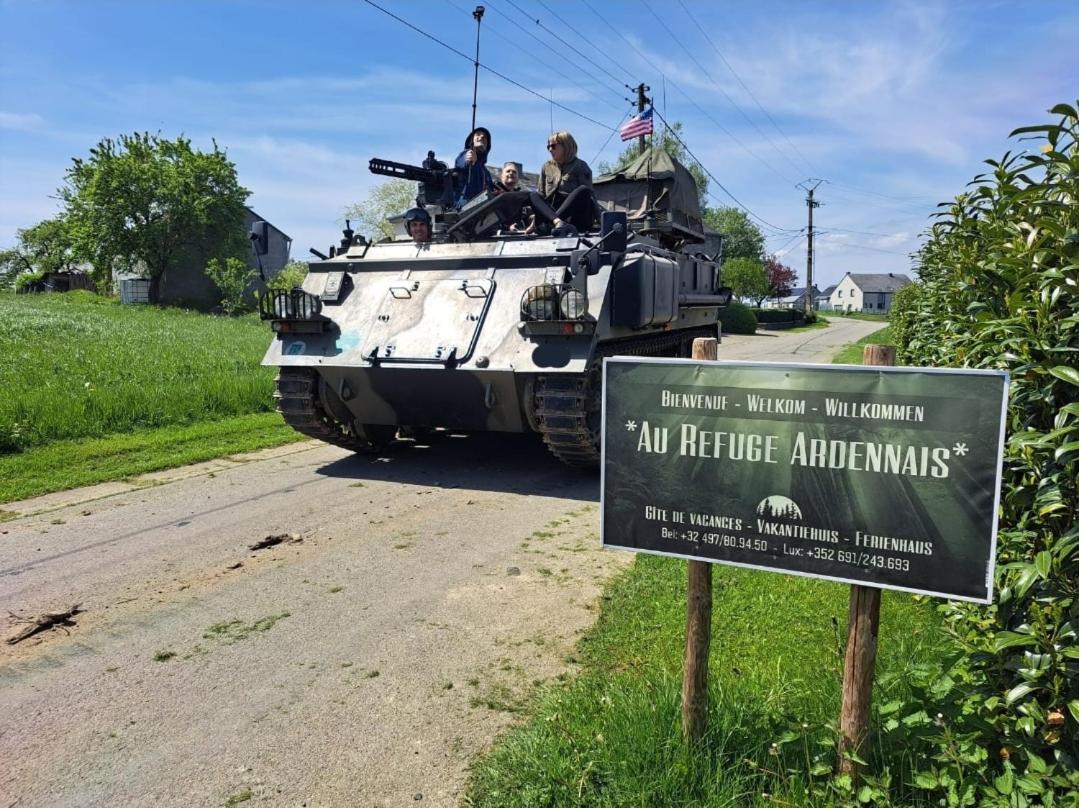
[[445, 0, 624, 114], [481, 0, 628, 103], [814, 233, 915, 256], [591, 104, 639, 166], [651, 105, 799, 234], [642, 0, 805, 182], [361, 0, 615, 131], [826, 179, 936, 204], [534, 0, 636, 85], [580, 0, 799, 188], [501, 0, 630, 91], [675, 0, 817, 175], [769, 230, 808, 255]]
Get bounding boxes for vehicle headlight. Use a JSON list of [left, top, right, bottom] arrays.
[[559, 288, 587, 320], [262, 289, 322, 320]]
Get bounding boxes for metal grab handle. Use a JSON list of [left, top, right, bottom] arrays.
[[459, 280, 489, 298]]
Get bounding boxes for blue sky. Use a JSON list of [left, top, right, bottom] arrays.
[[1, 0, 1077, 289]]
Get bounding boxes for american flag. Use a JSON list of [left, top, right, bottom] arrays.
[[619, 107, 654, 141]]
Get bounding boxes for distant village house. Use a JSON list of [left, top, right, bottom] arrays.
[[826, 272, 912, 313]]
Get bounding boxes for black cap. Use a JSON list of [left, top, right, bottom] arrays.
[[404, 207, 431, 225], [465, 126, 492, 152]]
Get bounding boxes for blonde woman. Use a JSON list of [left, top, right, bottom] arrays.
[[538, 131, 597, 233]]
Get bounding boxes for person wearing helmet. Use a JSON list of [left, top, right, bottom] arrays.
[[453, 126, 494, 208], [404, 207, 432, 244]]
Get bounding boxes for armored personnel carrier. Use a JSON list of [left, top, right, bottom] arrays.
[[258, 146, 731, 467]]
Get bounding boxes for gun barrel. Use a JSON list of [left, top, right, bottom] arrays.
[[368, 158, 442, 184]]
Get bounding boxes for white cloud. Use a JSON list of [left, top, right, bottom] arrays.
[[0, 111, 45, 131]]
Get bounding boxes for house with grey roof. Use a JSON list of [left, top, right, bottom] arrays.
[[828, 272, 912, 313], [759, 285, 820, 310]]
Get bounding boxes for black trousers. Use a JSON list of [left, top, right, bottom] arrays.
[[538, 187, 598, 231]]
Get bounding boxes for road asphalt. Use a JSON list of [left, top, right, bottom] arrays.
[[0, 316, 886, 807]]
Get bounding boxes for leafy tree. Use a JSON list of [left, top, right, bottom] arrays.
[[205, 256, 256, 315], [344, 179, 416, 243], [702, 206, 766, 262], [763, 254, 797, 303], [0, 217, 80, 289], [599, 121, 709, 210], [266, 260, 309, 292], [59, 133, 249, 299], [721, 256, 768, 303]]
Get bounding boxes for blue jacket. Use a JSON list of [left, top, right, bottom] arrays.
[[453, 126, 494, 208], [453, 151, 493, 208]]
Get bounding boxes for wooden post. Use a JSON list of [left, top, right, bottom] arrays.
[[682, 337, 718, 744], [836, 343, 894, 776]]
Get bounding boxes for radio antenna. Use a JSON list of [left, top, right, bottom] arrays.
[[470, 6, 485, 132]]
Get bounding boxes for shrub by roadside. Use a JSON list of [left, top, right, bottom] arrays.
[[718, 301, 757, 334], [889, 102, 1078, 802]]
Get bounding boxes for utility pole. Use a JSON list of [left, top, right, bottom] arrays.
[[798, 180, 823, 316], [636, 82, 650, 152]]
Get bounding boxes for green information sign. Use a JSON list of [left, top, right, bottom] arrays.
[[601, 358, 1009, 603]]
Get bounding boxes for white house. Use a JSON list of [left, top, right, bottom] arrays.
[[829, 272, 912, 313], [759, 285, 820, 310]]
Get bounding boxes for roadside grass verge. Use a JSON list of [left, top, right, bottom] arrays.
[[831, 325, 893, 365], [828, 311, 891, 322], [0, 291, 275, 452], [0, 412, 304, 503], [465, 558, 944, 806], [781, 317, 829, 334]]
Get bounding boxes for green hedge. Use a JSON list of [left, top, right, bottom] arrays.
[[889, 102, 1078, 803], [751, 307, 803, 323], [718, 301, 757, 334]]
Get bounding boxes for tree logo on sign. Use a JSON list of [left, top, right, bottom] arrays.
[[756, 495, 803, 521]]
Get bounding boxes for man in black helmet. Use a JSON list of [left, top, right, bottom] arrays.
[[404, 207, 432, 244], [453, 126, 494, 208]]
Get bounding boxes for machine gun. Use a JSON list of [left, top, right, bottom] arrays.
[[368, 150, 456, 208]]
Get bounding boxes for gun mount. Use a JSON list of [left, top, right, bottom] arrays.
[[368, 150, 455, 208]]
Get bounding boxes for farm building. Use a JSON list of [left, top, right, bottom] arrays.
[[828, 272, 912, 313], [155, 208, 291, 308], [117, 207, 292, 308]]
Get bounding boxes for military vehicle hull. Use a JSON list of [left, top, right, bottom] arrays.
[[261, 230, 726, 467]]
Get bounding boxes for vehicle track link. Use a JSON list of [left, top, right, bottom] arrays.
[[533, 328, 715, 468], [273, 367, 381, 453]]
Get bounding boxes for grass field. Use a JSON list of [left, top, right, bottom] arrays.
[[0, 291, 301, 502], [831, 325, 894, 365], [465, 558, 944, 806], [0, 291, 275, 452]]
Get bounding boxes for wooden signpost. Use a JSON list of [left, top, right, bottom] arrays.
[[836, 345, 893, 775], [682, 337, 717, 744], [601, 341, 1008, 770]]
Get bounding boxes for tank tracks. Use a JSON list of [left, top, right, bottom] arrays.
[[532, 327, 716, 468], [274, 368, 388, 453]]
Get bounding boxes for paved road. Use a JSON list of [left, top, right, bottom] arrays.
[[0, 317, 885, 808]]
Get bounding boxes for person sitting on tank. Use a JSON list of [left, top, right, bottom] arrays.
[[497, 161, 524, 192], [453, 126, 494, 208], [404, 206, 432, 245], [495, 162, 536, 233], [538, 130, 599, 234]]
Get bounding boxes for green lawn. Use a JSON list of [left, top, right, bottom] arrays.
[[0, 412, 304, 504], [465, 557, 944, 807], [0, 291, 275, 452], [0, 291, 301, 503], [831, 325, 894, 365]]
